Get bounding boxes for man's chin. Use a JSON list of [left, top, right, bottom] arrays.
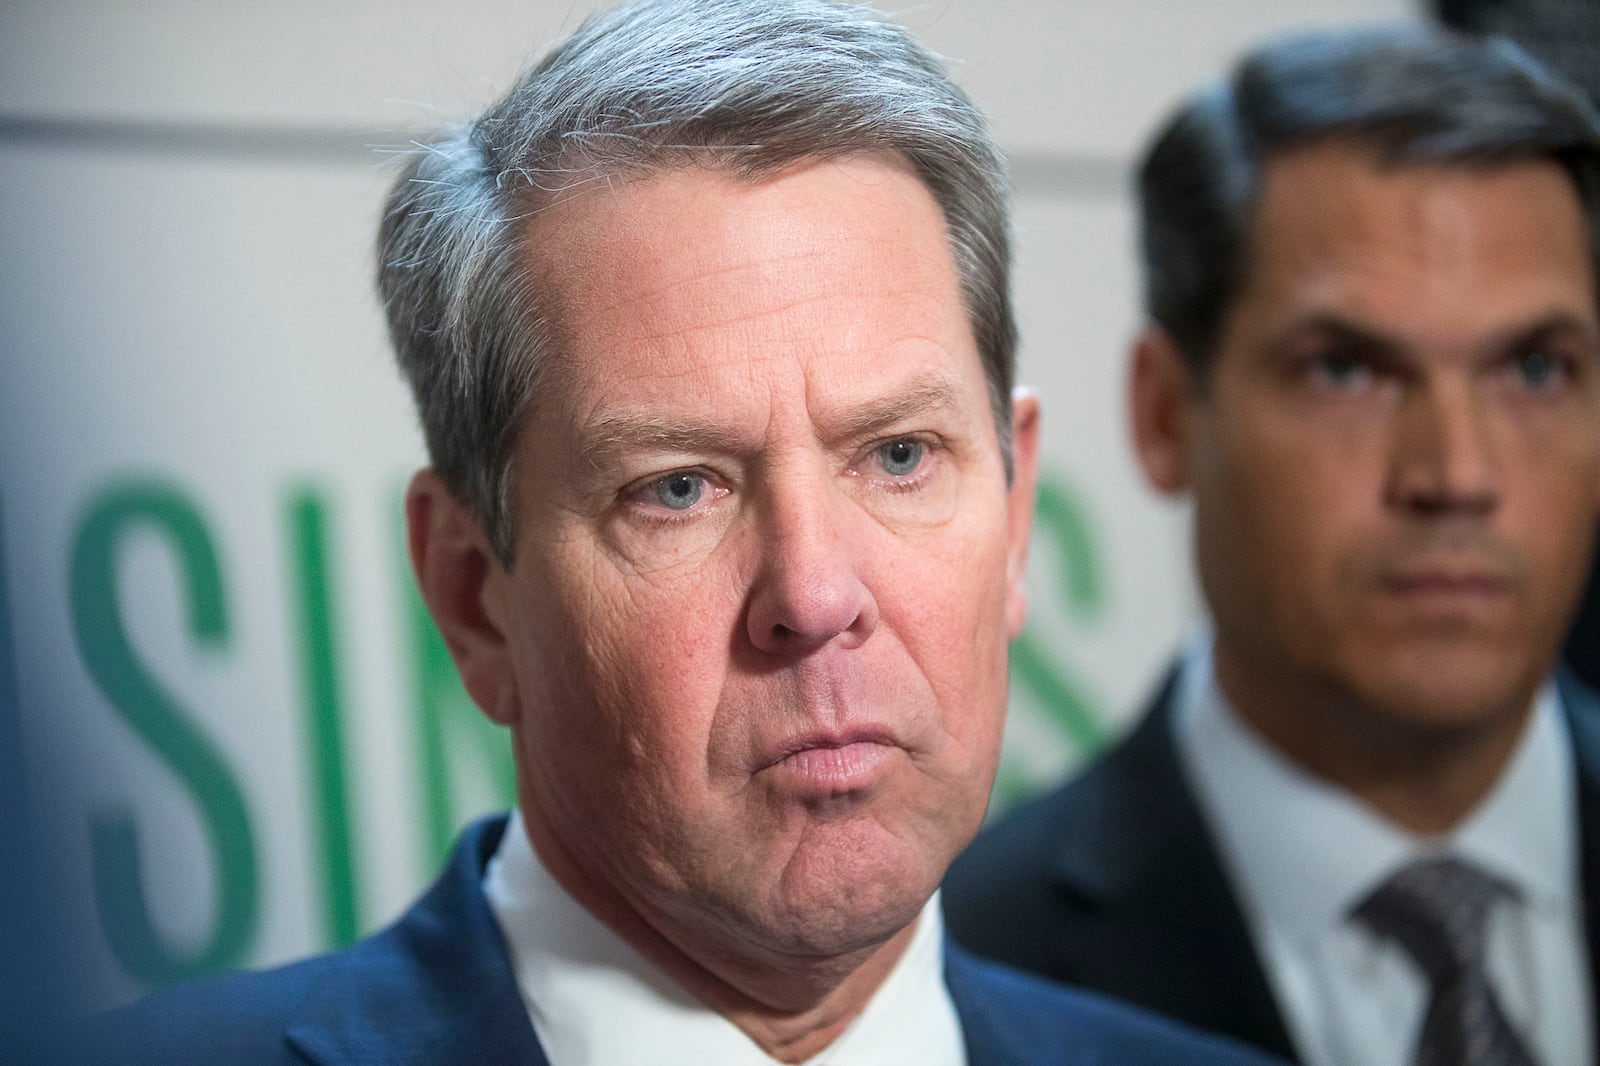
[[740, 842, 940, 960], [739, 897, 926, 968], [1345, 641, 1545, 740]]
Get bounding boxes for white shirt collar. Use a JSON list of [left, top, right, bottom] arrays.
[[1172, 634, 1579, 948], [482, 809, 967, 1066]]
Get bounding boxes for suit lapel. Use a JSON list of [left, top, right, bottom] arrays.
[[946, 943, 1037, 1066], [1558, 671, 1600, 1065], [1046, 674, 1300, 1061], [945, 942, 1097, 1066], [284, 816, 550, 1066]]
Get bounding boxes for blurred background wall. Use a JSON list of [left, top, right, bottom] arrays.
[[2, 0, 1422, 1010]]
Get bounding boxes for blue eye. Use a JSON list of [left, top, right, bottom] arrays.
[[653, 472, 704, 510], [1513, 348, 1563, 389], [1311, 350, 1372, 389], [878, 439, 923, 476]]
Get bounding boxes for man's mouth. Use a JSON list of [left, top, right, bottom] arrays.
[[1382, 571, 1507, 595], [1375, 560, 1514, 617], [759, 729, 900, 795]]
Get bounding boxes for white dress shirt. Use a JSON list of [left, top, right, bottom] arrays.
[[482, 809, 967, 1066], [1172, 636, 1593, 1066]]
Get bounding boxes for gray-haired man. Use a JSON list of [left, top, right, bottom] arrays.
[[87, 1, 1283, 1063]]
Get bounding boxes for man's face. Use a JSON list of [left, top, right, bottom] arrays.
[[489, 157, 1035, 967], [1143, 141, 1600, 746]]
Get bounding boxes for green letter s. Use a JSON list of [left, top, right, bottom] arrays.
[[70, 481, 258, 986]]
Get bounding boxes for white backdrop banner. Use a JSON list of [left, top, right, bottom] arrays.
[[0, 0, 1413, 1007]]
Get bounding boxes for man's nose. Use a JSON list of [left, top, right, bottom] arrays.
[[1386, 377, 1499, 517], [744, 485, 880, 656]]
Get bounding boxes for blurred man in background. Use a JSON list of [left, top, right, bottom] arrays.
[[84, 1, 1287, 1063], [1436, 0, 1600, 698], [947, 24, 1600, 1066]]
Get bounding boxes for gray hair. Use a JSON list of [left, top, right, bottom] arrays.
[[1138, 23, 1600, 379], [377, 0, 1014, 563]]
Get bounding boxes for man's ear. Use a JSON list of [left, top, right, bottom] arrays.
[[1004, 387, 1041, 641], [405, 470, 520, 725], [1129, 324, 1198, 495]]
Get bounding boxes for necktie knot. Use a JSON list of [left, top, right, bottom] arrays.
[[1353, 856, 1512, 984], [1350, 856, 1535, 1066]]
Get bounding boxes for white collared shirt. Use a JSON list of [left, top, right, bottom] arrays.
[[1173, 635, 1593, 1066], [482, 809, 967, 1066]]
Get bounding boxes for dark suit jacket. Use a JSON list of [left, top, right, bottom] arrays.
[[86, 814, 1286, 1066], [943, 668, 1600, 1064]]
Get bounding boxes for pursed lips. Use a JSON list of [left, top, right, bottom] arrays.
[[754, 726, 904, 795], [759, 726, 902, 772]]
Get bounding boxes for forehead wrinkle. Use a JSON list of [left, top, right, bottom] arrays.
[[597, 237, 902, 347], [625, 288, 839, 351]]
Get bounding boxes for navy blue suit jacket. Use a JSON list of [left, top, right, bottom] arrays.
[[943, 669, 1600, 1064], [87, 815, 1285, 1065]]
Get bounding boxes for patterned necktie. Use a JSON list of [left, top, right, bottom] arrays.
[[1351, 857, 1537, 1066]]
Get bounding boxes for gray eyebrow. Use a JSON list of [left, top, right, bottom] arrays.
[[814, 375, 964, 444], [580, 418, 750, 462]]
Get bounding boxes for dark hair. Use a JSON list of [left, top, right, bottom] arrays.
[[377, 0, 1012, 563], [1138, 24, 1600, 377]]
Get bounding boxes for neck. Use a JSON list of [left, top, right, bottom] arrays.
[[517, 795, 916, 1063], [1211, 644, 1539, 836]]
